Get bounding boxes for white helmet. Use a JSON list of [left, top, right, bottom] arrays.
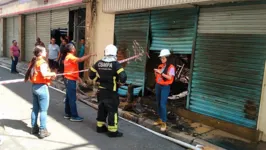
[[104, 44, 118, 56], [159, 49, 171, 57]]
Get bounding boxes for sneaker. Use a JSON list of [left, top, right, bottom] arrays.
[[64, 114, 71, 119], [97, 125, 108, 133], [108, 131, 123, 138], [160, 122, 167, 132], [70, 116, 84, 122], [153, 119, 163, 126], [39, 128, 51, 139], [31, 126, 39, 135]]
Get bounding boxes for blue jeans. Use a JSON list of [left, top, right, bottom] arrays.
[[64, 79, 79, 118], [155, 84, 170, 122], [31, 84, 50, 129], [11, 56, 18, 73]]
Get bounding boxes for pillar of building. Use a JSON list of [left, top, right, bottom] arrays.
[[84, 1, 93, 79], [18, 15, 25, 61], [1, 18, 6, 57]]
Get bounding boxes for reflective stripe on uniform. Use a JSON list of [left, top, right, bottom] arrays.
[[90, 67, 97, 72], [96, 73, 100, 78], [93, 77, 98, 82], [99, 86, 105, 89], [117, 68, 124, 74], [108, 113, 118, 132], [91, 67, 100, 80], [97, 121, 105, 127], [113, 76, 116, 91]]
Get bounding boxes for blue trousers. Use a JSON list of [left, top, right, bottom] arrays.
[[64, 79, 79, 118], [31, 84, 50, 129], [155, 84, 170, 122], [11, 56, 18, 73]]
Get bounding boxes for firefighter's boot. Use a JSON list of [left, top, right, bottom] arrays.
[[97, 125, 108, 133], [108, 131, 123, 138]]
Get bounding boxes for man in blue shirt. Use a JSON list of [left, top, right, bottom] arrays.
[[78, 38, 85, 78]]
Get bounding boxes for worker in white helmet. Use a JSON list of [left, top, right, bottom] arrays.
[[153, 49, 175, 132], [89, 44, 127, 137]]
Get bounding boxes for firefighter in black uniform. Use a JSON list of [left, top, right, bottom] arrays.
[[89, 44, 127, 138]]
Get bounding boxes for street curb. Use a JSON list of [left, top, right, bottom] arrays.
[[0, 58, 225, 150], [78, 99, 225, 150]]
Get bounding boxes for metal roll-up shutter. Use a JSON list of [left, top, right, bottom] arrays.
[[115, 12, 149, 95], [13, 17, 19, 45], [188, 4, 266, 129], [150, 8, 197, 54], [51, 9, 69, 30], [5, 17, 14, 57], [37, 11, 51, 47], [0, 19, 3, 56], [25, 14, 36, 61]]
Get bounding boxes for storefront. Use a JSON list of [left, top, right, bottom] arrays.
[[4, 16, 19, 58], [25, 14, 36, 61], [114, 7, 198, 96], [188, 3, 266, 129], [114, 12, 150, 96], [24, 8, 70, 61]]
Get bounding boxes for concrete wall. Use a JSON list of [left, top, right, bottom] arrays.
[[0, 0, 82, 17], [258, 62, 266, 142], [102, 0, 247, 13], [93, 0, 115, 62]]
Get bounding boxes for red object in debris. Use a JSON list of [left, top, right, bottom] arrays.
[[44, 0, 48, 4]]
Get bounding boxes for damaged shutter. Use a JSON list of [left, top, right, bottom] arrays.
[[25, 14, 36, 61], [51, 9, 69, 30], [5, 17, 14, 57], [114, 12, 149, 95], [37, 11, 51, 47], [188, 4, 266, 129], [150, 8, 197, 54]]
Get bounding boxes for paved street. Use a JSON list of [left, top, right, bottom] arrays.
[[0, 66, 185, 150]]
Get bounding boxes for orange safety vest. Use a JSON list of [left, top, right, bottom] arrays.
[[64, 53, 79, 80], [155, 64, 175, 86], [30, 57, 51, 85]]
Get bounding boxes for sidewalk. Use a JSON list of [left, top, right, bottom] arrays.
[[1, 57, 264, 150], [0, 67, 187, 150]]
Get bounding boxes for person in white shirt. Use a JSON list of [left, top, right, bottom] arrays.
[[48, 37, 60, 72]]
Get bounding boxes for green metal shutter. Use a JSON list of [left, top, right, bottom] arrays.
[[114, 12, 149, 95], [150, 8, 197, 54], [5, 17, 14, 58], [37, 11, 51, 47], [51, 9, 69, 30], [25, 14, 36, 61], [188, 4, 266, 129]]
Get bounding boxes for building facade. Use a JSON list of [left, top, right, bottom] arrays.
[[1, 0, 266, 142], [103, 0, 266, 142]]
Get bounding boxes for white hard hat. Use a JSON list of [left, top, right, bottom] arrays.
[[105, 44, 118, 56], [159, 49, 171, 57]]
